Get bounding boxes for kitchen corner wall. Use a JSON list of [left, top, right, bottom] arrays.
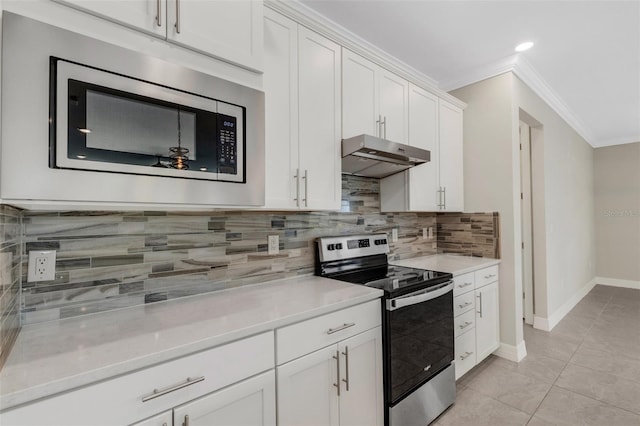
[[16, 175, 498, 325], [0, 205, 22, 369]]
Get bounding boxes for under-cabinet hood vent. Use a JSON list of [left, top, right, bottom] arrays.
[[342, 134, 430, 178]]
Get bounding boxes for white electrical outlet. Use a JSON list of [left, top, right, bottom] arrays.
[[422, 228, 428, 239], [391, 228, 398, 243], [428, 226, 434, 239], [27, 250, 56, 282], [268, 235, 279, 255]]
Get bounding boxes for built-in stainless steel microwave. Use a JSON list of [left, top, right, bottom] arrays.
[[1, 12, 265, 207], [53, 58, 246, 182]]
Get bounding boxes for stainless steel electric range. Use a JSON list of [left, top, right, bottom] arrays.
[[316, 234, 456, 426]]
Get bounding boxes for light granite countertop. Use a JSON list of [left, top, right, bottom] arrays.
[[0, 276, 383, 411], [391, 254, 501, 276]]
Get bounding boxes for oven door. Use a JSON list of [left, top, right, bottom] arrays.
[[385, 281, 454, 405]]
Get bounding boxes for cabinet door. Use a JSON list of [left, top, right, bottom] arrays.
[[407, 84, 439, 211], [263, 9, 298, 209], [173, 370, 276, 426], [277, 345, 340, 426], [166, 0, 263, 71], [475, 281, 500, 362], [378, 69, 408, 144], [130, 411, 173, 426], [297, 27, 342, 210], [439, 99, 464, 211], [338, 327, 384, 426], [342, 49, 378, 139], [53, 0, 167, 37]]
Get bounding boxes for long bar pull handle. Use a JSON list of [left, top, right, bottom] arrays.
[[303, 169, 308, 207], [382, 116, 387, 139], [156, 0, 162, 27], [142, 376, 205, 402], [458, 301, 472, 309], [443, 187, 447, 210], [376, 115, 382, 137], [484, 274, 496, 280], [457, 282, 473, 289], [175, 0, 181, 34], [341, 346, 350, 391], [183, 415, 189, 426], [293, 168, 300, 206], [333, 350, 340, 396], [460, 351, 474, 360], [459, 321, 473, 330], [477, 293, 483, 318], [326, 322, 355, 335]]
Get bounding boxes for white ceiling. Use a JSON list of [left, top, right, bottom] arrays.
[[299, 0, 640, 148]]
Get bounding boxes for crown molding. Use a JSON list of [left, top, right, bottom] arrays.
[[264, 0, 466, 109], [441, 54, 600, 147]]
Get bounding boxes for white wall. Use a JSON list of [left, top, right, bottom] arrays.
[[595, 142, 640, 286], [452, 72, 597, 360], [513, 76, 596, 327], [451, 73, 525, 358]]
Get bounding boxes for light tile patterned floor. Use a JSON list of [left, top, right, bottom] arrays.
[[434, 284, 640, 425]]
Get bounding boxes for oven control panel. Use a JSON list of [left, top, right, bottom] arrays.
[[317, 234, 390, 262]]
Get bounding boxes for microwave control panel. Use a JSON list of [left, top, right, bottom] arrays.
[[217, 114, 237, 175]]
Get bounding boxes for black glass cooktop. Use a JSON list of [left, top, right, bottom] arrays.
[[328, 264, 452, 297]]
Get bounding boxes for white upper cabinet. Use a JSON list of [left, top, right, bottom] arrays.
[[439, 99, 464, 212], [263, 9, 298, 209], [381, 87, 463, 212], [54, 0, 264, 71], [262, 9, 341, 210], [406, 84, 439, 211], [342, 49, 408, 143]]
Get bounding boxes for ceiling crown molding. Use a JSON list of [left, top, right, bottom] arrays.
[[264, 0, 466, 108], [441, 54, 599, 147]]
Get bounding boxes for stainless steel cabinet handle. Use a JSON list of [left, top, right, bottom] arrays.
[[183, 414, 189, 426], [293, 168, 300, 206], [342, 346, 350, 391], [443, 187, 447, 210], [376, 115, 382, 137], [175, 0, 181, 34], [302, 169, 308, 207], [156, 0, 162, 27], [458, 301, 472, 309], [333, 350, 340, 396], [460, 351, 474, 360], [327, 322, 355, 334], [457, 282, 473, 288], [382, 116, 387, 139], [477, 293, 483, 318], [459, 321, 473, 330], [142, 376, 205, 402], [484, 274, 496, 279]]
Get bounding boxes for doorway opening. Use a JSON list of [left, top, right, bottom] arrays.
[[519, 121, 534, 324]]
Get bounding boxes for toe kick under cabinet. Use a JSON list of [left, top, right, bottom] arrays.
[[453, 265, 500, 380]]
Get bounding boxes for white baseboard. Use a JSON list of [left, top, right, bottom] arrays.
[[596, 277, 640, 290], [494, 340, 527, 362], [533, 277, 598, 332]]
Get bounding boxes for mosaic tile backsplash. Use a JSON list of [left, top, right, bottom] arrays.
[[0, 205, 21, 368], [17, 175, 499, 325]]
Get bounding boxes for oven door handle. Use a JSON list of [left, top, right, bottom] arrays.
[[386, 281, 454, 311]]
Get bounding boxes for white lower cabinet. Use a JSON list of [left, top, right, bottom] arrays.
[[453, 265, 500, 379], [276, 300, 384, 426], [171, 371, 275, 426]]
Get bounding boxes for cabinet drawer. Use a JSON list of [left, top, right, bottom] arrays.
[[454, 309, 475, 337], [276, 299, 381, 365], [453, 272, 475, 296], [475, 265, 499, 288], [1, 332, 274, 426], [454, 291, 475, 317], [454, 329, 476, 380]]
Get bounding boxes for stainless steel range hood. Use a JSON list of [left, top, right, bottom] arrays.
[[342, 134, 430, 178]]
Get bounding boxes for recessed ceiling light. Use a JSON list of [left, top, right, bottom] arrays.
[[515, 41, 534, 52]]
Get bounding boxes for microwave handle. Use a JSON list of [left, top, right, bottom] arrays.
[[386, 281, 453, 311]]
